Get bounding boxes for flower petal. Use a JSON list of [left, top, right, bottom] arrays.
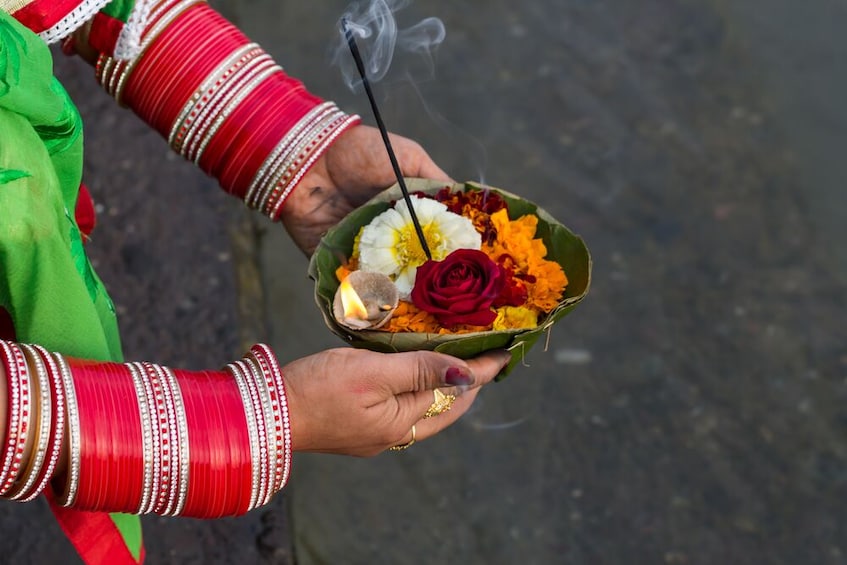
[[394, 267, 417, 299], [360, 247, 400, 276]]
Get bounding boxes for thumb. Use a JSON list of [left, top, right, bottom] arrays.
[[416, 157, 453, 183], [376, 349, 512, 397], [375, 351, 477, 397]]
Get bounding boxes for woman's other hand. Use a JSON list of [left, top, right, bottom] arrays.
[[282, 348, 510, 456], [280, 125, 452, 255]]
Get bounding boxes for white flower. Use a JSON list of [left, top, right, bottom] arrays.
[[358, 196, 481, 297]]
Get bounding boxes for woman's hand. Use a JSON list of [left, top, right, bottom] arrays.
[[280, 124, 452, 255], [282, 348, 510, 456]]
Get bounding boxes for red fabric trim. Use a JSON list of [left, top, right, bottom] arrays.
[[0, 308, 16, 341], [11, 0, 86, 35], [74, 183, 97, 241], [46, 490, 142, 565], [89, 12, 123, 56]]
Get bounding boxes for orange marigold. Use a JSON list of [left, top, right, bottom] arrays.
[[384, 301, 441, 333], [384, 301, 488, 334], [492, 306, 539, 330], [482, 209, 567, 313], [525, 256, 568, 313], [483, 211, 547, 271]]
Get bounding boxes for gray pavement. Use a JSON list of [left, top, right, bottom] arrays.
[[245, 0, 847, 564]]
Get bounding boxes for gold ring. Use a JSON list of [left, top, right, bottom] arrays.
[[424, 389, 456, 419], [388, 425, 416, 452]]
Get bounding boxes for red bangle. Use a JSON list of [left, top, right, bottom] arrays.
[[152, 25, 245, 133], [175, 368, 206, 518], [8, 345, 51, 501], [215, 80, 300, 194], [173, 45, 265, 156], [96, 1, 357, 218], [0, 342, 31, 497], [50, 352, 80, 507], [247, 347, 285, 494], [0, 340, 288, 516], [68, 360, 141, 512], [220, 364, 260, 509], [229, 78, 309, 190], [177, 367, 250, 518], [127, 5, 204, 124], [215, 366, 249, 517], [251, 344, 292, 488], [19, 345, 66, 502], [215, 367, 245, 516], [94, 362, 118, 510], [69, 359, 103, 510], [202, 75, 282, 181]]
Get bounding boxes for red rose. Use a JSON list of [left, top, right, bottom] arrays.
[[411, 249, 506, 327]]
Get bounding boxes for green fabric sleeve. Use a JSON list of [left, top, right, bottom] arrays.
[[1, 11, 140, 561], [0, 106, 122, 360], [0, 11, 122, 360], [100, 0, 136, 23]]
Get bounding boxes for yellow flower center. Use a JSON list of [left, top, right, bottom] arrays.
[[397, 222, 445, 267]]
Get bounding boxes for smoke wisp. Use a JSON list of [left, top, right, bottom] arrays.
[[334, 0, 446, 90]]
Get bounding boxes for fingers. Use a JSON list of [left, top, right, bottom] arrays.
[[387, 131, 453, 183], [415, 156, 453, 183], [375, 349, 510, 398], [382, 350, 511, 451], [387, 386, 482, 449], [414, 386, 482, 442], [390, 348, 509, 413], [372, 351, 469, 397], [464, 350, 514, 386], [281, 345, 509, 455]]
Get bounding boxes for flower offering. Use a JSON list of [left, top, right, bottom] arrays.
[[310, 179, 591, 376]]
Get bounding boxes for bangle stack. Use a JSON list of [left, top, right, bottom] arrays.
[[0, 342, 66, 503], [95, 0, 360, 218], [0, 339, 291, 518]]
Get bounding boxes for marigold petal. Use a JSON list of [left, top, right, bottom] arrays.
[[492, 306, 539, 330]]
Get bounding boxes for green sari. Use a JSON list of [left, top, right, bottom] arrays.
[[1, 11, 142, 563]]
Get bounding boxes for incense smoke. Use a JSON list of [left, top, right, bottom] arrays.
[[333, 0, 489, 184], [334, 0, 446, 90]]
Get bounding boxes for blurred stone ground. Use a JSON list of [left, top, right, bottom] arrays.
[[1, 0, 845, 564], [244, 1, 847, 564]]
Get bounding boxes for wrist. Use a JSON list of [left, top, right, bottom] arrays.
[[0, 340, 291, 515]]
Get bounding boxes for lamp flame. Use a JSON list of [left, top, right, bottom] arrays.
[[339, 277, 369, 320]]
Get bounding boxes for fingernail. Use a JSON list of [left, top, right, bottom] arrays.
[[499, 352, 512, 369], [445, 366, 473, 386]]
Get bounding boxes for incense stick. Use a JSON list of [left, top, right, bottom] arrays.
[[341, 17, 432, 260]]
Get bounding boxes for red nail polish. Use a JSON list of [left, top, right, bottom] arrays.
[[445, 367, 473, 386]]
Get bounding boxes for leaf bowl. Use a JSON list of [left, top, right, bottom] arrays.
[[308, 178, 592, 377]]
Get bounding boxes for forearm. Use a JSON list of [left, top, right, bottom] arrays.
[[70, 1, 359, 219], [0, 339, 291, 517]]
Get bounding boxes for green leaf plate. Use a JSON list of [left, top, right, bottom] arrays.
[[308, 179, 592, 378]]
